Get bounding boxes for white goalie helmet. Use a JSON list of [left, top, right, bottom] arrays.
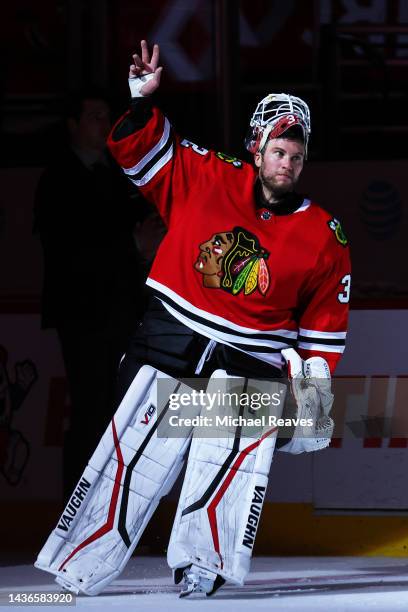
[[245, 93, 311, 157]]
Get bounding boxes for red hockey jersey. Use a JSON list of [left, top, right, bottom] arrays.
[[108, 107, 351, 373]]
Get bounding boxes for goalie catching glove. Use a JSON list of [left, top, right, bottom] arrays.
[[278, 348, 334, 454]]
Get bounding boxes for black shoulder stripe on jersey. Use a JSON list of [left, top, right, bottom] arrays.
[[131, 129, 173, 181], [297, 335, 346, 347], [152, 290, 297, 347]]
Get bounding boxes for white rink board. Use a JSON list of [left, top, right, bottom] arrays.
[[270, 310, 408, 509], [0, 316, 66, 501], [336, 310, 408, 376], [313, 310, 408, 510]]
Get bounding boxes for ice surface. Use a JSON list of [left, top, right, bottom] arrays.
[[2, 556, 408, 611]]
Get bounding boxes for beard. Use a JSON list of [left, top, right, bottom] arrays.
[[259, 167, 297, 200]]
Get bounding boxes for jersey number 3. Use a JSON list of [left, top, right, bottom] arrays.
[[338, 274, 351, 303]]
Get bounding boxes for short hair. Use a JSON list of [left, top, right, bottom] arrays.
[[260, 125, 305, 155], [277, 125, 305, 145], [260, 125, 306, 155]]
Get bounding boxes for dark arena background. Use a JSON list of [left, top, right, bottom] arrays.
[[1, 1, 408, 610]]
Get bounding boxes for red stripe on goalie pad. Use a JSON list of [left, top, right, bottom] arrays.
[[58, 418, 124, 571], [207, 427, 278, 567]]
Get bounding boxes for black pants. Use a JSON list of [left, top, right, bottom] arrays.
[[116, 298, 283, 406]]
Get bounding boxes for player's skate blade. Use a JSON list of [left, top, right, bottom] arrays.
[[178, 565, 219, 598]]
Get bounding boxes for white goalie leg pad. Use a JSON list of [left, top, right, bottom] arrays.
[[278, 348, 334, 454], [35, 365, 199, 596], [167, 371, 286, 586]]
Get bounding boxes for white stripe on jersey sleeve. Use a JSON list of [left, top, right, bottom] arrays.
[[130, 144, 174, 187], [297, 341, 345, 353], [299, 327, 347, 339], [123, 117, 171, 176]]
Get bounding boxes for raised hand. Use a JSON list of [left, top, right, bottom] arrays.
[[129, 40, 162, 96]]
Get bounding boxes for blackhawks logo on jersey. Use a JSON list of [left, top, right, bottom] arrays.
[[328, 217, 348, 246], [194, 227, 270, 296]]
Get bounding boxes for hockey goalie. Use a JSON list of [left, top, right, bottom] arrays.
[[35, 353, 334, 597], [35, 38, 349, 597]]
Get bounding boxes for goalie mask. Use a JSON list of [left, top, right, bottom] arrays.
[[245, 93, 311, 157]]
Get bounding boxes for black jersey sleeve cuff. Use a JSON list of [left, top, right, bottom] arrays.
[[111, 97, 153, 142]]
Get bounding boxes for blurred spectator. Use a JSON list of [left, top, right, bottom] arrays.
[[33, 88, 150, 501]]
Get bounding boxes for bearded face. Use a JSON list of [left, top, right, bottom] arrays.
[[254, 137, 304, 200]]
